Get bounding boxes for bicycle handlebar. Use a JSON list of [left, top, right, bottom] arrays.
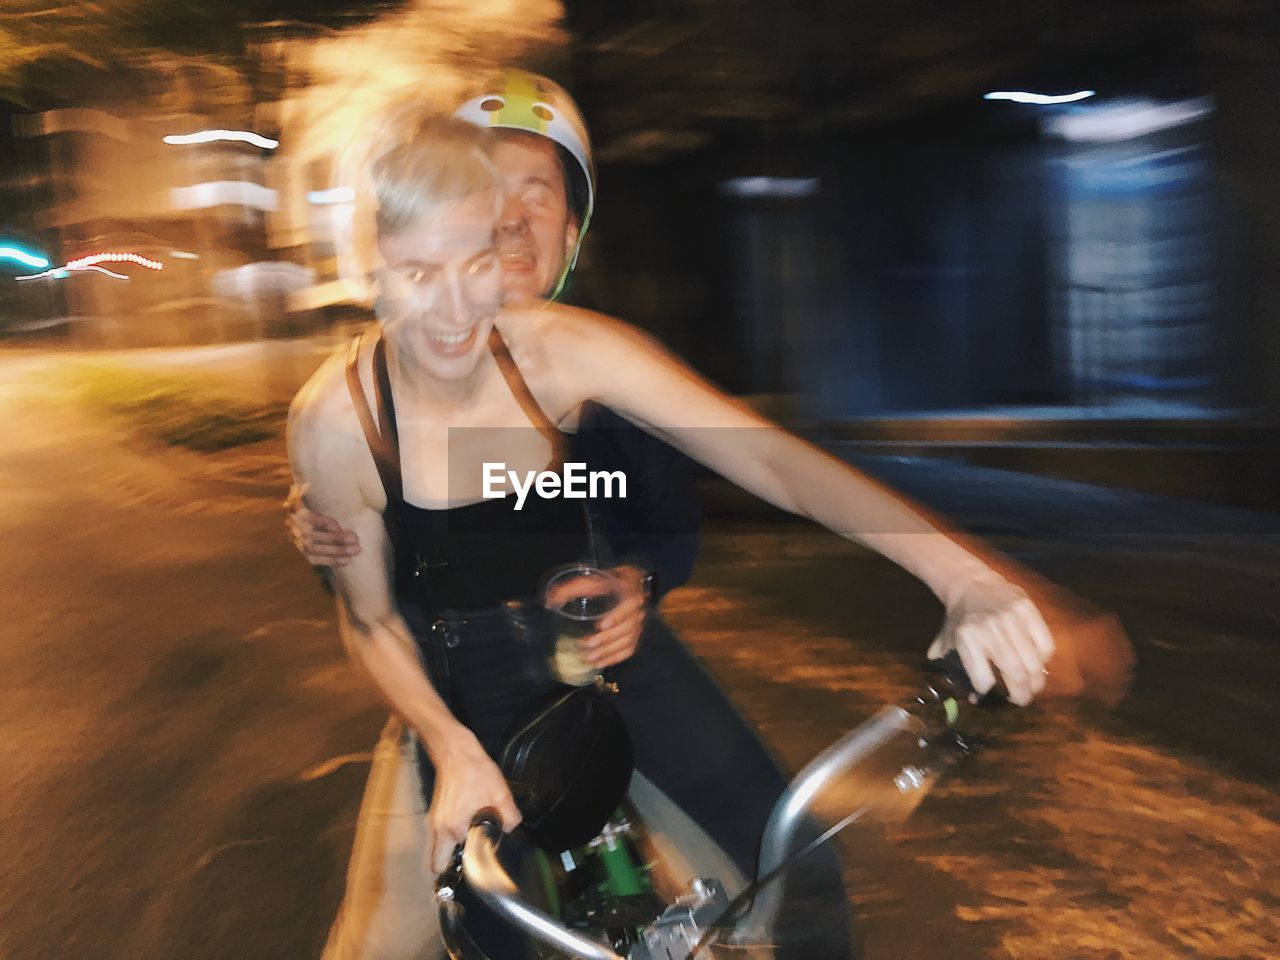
[[459, 814, 627, 960], [757, 704, 923, 878], [442, 654, 1004, 960]]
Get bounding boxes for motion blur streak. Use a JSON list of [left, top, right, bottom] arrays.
[[65, 253, 163, 271], [984, 90, 1097, 105], [305, 187, 355, 205], [667, 572, 1280, 960], [0, 245, 50, 269], [74, 264, 129, 280], [170, 181, 279, 212], [15, 253, 163, 282], [1047, 97, 1216, 142], [163, 129, 280, 149]]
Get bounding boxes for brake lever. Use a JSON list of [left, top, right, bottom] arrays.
[[437, 845, 487, 960], [436, 811, 510, 960], [918, 650, 1010, 760]]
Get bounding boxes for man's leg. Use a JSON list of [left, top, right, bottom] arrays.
[[322, 717, 443, 960], [611, 615, 790, 877], [628, 769, 747, 899], [611, 615, 856, 958]]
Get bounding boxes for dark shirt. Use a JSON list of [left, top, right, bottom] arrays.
[[558, 283, 701, 597], [570, 401, 700, 599]]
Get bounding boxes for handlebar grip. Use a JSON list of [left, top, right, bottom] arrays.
[[469, 808, 504, 835], [925, 651, 1009, 706], [925, 650, 973, 699]]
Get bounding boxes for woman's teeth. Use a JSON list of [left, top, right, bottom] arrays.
[[431, 329, 472, 346]]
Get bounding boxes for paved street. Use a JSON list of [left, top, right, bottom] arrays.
[[0, 346, 1276, 960]]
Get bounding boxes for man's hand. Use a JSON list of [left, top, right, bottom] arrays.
[[581, 564, 649, 669], [928, 574, 1056, 707], [426, 729, 523, 875], [283, 484, 361, 567]]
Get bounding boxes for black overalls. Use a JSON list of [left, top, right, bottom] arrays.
[[345, 329, 853, 958]]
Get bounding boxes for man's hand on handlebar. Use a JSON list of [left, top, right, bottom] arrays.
[[427, 729, 523, 875], [928, 574, 1056, 707], [283, 484, 361, 567]]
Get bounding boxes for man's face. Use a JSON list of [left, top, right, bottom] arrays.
[[376, 190, 503, 381], [492, 132, 580, 301]]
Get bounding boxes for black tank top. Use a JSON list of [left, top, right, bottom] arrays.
[[345, 329, 594, 616]]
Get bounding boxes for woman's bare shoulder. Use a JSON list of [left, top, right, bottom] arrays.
[[496, 301, 650, 361], [287, 336, 387, 514], [288, 340, 366, 456], [292, 348, 347, 419]]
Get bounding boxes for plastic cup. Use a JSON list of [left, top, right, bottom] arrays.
[[542, 565, 622, 685]]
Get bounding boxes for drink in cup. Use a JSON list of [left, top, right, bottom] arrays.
[[542, 565, 622, 686]]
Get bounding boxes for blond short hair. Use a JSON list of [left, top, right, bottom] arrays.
[[334, 104, 500, 301]]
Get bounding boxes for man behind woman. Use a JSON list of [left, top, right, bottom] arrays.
[[289, 85, 1055, 960]]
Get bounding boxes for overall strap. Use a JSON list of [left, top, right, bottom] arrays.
[[488, 328, 602, 564], [345, 332, 404, 508], [488, 327, 567, 464], [348, 334, 464, 720], [368, 335, 450, 578]]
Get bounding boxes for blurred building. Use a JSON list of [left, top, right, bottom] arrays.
[[6, 4, 567, 344], [10, 51, 310, 346], [6, 0, 1274, 503], [561, 0, 1280, 505]]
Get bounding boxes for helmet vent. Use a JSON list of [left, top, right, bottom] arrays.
[[479, 97, 505, 112], [532, 103, 554, 122]]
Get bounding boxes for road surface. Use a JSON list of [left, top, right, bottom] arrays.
[[0, 345, 1275, 960]]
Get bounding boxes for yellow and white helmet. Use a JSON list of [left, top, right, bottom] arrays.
[[454, 69, 595, 297]]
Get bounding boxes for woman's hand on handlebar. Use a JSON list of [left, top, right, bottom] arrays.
[[283, 484, 361, 566], [427, 729, 523, 874], [928, 574, 1055, 707]]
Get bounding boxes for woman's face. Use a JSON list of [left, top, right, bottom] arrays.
[[376, 190, 503, 381]]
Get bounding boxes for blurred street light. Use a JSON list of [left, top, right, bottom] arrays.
[[0, 245, 51, 269], [720, 177, 820, 199], [163, 129, 280, 149], [306, 187, 355, 205], [1046, 97, 1214, 142], [984, 90, 1096, 105]]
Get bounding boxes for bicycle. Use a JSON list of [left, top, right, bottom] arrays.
[[434, 652, 1005, 960]]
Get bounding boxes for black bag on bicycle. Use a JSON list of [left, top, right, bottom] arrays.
[[497, 681, 634, 851]]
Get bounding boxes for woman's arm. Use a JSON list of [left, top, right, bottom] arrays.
[[538, 308, 1055, 704], [287, 387, 521, 871]]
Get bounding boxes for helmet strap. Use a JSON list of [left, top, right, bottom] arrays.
[[550, 209, 591, 302]]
